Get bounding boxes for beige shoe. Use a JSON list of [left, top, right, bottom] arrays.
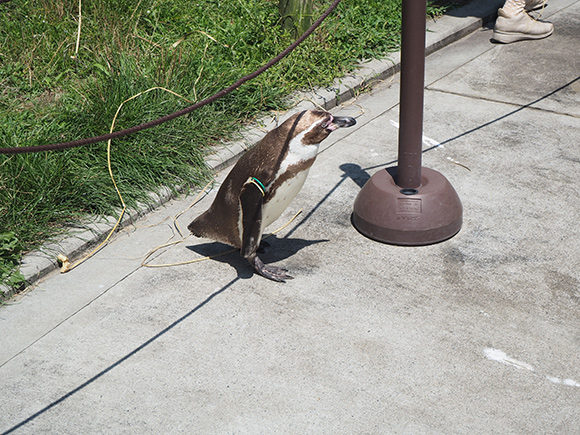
[[493, 8, 554, 44], [525, 0, 548, 11]]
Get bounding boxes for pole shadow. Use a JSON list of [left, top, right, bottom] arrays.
[[362, 75, 580, 172]]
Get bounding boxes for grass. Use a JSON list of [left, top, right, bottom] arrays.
[[0, 0, 466, 292]]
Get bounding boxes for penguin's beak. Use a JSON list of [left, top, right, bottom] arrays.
[[332, 116, 357, 128], [325, 115, 357, 131]]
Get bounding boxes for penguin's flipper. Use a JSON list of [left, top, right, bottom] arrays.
[[240, 180, 293, 283], [239, 181, 265, 259]]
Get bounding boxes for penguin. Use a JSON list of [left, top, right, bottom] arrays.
[[188, 109, 356, 282]]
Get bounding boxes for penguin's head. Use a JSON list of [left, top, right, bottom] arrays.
[[296, 110, 357, 145]]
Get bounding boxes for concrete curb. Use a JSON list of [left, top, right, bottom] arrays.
[[10, 0, 503, 298]]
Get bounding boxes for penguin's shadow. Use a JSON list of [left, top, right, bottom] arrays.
[[186, 235, 328, 279]]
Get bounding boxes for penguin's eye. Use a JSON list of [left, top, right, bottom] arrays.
[[320, 116, 333, 130]]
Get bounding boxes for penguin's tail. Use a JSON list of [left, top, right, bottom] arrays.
[[187, 214, 207, 238], [187, 211, 241, 250]]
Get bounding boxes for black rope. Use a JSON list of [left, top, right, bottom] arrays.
[[0, 0, 342, 155]]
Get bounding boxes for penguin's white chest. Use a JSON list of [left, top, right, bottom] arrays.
[[262, 168, 310, 229], [260, 127, 321, 230]]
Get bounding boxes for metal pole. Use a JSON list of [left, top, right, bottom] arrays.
[[397, 0, 427, 189], [351, 0, 462, 246]]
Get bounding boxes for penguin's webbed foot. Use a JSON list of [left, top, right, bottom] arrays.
[[251, 256, 293, 282]]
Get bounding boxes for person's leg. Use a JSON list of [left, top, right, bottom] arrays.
[[493, 0, 553, 43], [503, 0, 548, 13], [525, 0, 548, 12], [503, 0, 526, 16]]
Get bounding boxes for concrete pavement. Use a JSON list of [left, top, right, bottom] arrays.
[[2, 1, 580, 433]]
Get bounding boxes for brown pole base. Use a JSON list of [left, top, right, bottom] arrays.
[[352, 167, 462, 246]]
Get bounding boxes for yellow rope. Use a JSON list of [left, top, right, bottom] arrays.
[[58, 87, 192, 273], [71, 0, 82, 59], [171, 179, 214, 239]]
